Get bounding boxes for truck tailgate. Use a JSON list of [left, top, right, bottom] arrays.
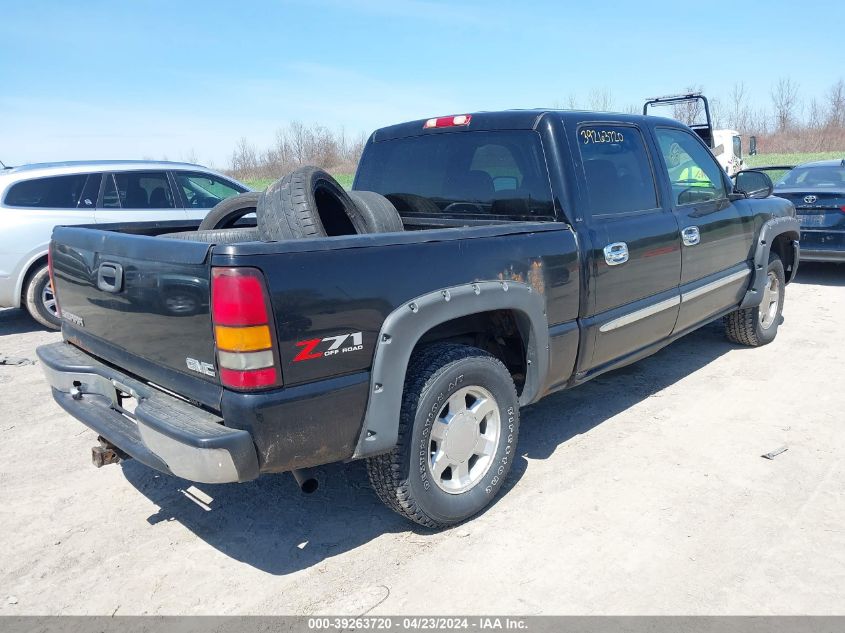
[[50, 226, 222, 408]]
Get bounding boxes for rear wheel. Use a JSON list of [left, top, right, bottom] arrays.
[[366, 343, 520, 528], [724, 252, 785, 346], [24, 264, 60, 330]]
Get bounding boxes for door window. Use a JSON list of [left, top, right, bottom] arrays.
[[656, 128, 727, 206], [576, 125, 659, 216], [77, 174, 101, 209], [101, 174, 121, 208], [104, 172, 175, 209], [4, 174, 90, 208], [174, 172, 245, 209]]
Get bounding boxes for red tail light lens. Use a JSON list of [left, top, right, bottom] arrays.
[[47, 246, 61, 318], [211, 267, 281, 390]]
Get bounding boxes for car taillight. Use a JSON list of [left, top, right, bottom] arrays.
[[47, 246, 61, 318], [211, 267, 281, 390], [423, 114, 471, 129]]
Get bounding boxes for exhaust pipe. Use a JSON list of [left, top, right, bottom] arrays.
[[291, 468, 319, 494]]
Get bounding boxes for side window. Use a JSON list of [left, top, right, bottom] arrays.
[[101, 174, 121, 208], [656, 128, 727, 206], [174, 171, 245, 208], [4, 174, 89, 209], [577, 125, 659, 216], [112, 171, 175, 209], [77, 174, 101, 209]]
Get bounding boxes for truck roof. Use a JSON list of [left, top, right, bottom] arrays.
[[372, 109, 683, 141]]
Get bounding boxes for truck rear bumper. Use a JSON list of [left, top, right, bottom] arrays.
[[37, 341, 259, 484]]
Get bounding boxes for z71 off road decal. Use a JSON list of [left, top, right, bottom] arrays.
[[294, 332, 363, 362]]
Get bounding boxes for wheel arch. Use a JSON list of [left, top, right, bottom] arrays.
[[17, 249, 49, 307], [352, 280, 549, 459], [740, 216, 800, 309]]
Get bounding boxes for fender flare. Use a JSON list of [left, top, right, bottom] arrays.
[[351, 280, 550, 459], [740, 216, 800, 309]]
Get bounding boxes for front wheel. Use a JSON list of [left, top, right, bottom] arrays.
[[24, 264, 61, 330], [724, 252, 785, 346], [366, 343, 520, 528]]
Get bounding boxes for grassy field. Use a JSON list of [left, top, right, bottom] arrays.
[[745, 151, 844, 168], [244, 173, 354, 191]]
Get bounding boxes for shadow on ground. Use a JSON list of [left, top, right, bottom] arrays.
[[794, 262, 845, 287], [0, 308, 47, 336], [123, 320, 735, 575]]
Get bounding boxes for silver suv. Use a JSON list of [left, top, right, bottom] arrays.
[[0, 160, 249, 328]]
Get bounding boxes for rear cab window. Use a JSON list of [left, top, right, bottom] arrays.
[[354, 130, 555, 220], [4, 174, 99, 209]]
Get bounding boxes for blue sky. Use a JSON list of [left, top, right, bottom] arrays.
[[1, 0, 842, 167]]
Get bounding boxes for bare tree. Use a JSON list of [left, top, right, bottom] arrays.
[[566, 93, 579, 109], [728, 82, 749, 131], [672, 85, 704, 125], [587, 88, 614, 111], [826, 79, 845, 127], [771, 77, 800, 132]]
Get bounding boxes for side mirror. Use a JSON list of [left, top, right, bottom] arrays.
[[749, 136, 757, 156], [733, 170, 774, 199]]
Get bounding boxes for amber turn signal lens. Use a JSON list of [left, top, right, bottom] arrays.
[[215, 325, 272, 352]]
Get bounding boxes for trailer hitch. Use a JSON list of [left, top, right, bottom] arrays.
[[92, 436, 130, 468]]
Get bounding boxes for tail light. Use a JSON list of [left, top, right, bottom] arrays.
[[423, 114, 471, 129], [47, 246, 61, 318], [211, 267, 281, 390]]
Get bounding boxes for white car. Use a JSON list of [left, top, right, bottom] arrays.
[[0, 160, 249, 329]]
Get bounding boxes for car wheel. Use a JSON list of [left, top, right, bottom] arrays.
[[724, 252, 785, 346], [198, 192, 261, 230], [24, 264, 61, 330], [366, 343, 520, 528]]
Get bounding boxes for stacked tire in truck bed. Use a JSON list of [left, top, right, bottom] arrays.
[[166, 166, 403, 243]]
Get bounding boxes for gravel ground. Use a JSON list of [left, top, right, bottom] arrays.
[[0, 263, 843, 615]]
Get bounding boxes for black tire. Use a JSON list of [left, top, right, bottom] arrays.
[[347, 191, 404, 233], [366, 343, 520, 529], [162, 228, 260, 243], [257, 167, 402, 241], [724, 252, 786, 346], [198, 192, 261, 230], [24, 264, 61, 330]]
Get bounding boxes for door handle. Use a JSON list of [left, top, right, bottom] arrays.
[[603, 242, 629, 266], [682, 226, 701, 246]]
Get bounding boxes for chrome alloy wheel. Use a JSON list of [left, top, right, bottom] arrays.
[[759, 271, 780, 330], [427, 386, 501, 494], [41, 282, 58, 316]]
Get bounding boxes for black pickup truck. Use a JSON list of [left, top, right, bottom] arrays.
[[38, 110, 800, 528]]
